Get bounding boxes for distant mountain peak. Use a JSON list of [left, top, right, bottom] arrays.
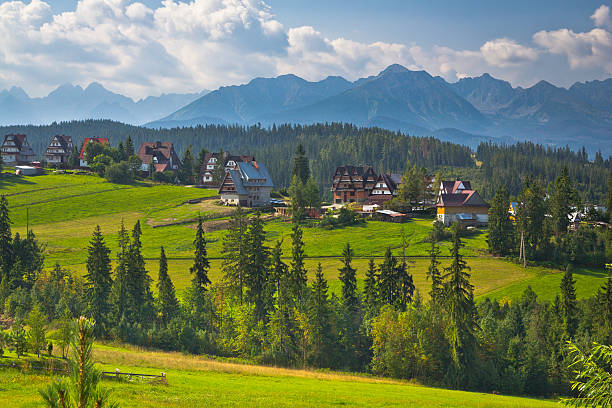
[[380, 64, 411, 75]]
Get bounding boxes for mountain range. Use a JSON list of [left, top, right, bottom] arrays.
[[0, 83, 208, 126], [1, 65, 611, 154]]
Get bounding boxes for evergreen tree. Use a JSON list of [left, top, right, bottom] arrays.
[[289, 175, 306, 222], [304, 176, 321, 212], [180, 145, 195, 184], [11, 323, 28, 358], [378, 247, 399, 308], [339, 243, 358, 311], [244, 213, 270, 322], [270, 240, 288, 302], [0, 195, 12, 281], [68, 145, 80, 168], [125, 221, 154, 325], [124, 135, 134, 157], [595, 269, 612, 343], [308, 263, 334, 367], [363, 258, 379, 315], [292, 144, 310, 184], [487, 186, 514, 256], [560, 264, 578, 338], [427, 241, 443, 303], [550, 167, 578, 236], [442, 223, 477, 376], [289, 224, 307, 302], [222, 207, 249, 303], [606, 171, 612, 223], [57, 308, 73, 358], [195, 147, 208, 181], [190, 217, 211, 292], [517, 176, 547, 262], [397, 260, 414, 312], [109, 221, 129, 325], [27, 305, 46, 357], [157, 247, 179, 326], [84, 225, 112, 336]]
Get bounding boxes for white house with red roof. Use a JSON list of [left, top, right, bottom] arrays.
[[79, 137, 109, 167]]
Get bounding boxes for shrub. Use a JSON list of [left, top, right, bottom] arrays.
[[105, 161, 134, 184]]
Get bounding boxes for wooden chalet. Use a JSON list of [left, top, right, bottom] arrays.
[[44, 135, 73, 166], [1, 134, 35, 165], [136, 141, 181, 173], [436, 180, 489, 226], [368, 173, 402, 205], [198, 152, 256, 186], [79, 137, 109, 167], [219, 160, 273, 207], [331, 165, 377, 204]]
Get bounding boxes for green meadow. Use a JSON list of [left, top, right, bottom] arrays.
[[0, 344, 559, 408], [0, 172, 606, 303]]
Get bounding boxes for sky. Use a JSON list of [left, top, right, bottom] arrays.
[[0, 0, 611, 99]]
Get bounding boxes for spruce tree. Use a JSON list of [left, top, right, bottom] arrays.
[[427, 241, 443, 303], [550, 167, 578, 236], [0, 195, 12, 281], [442, 222, 477, 374], [222, 207, 249, 303], [339, 243, 358, 311], [190, 216, 211, 291], [126, 221, 154, 325], [270, 239, 288, 302], [244, 213, 270, 322], [517, 176, 547, 262], [607, 170, 612, 223], [68, 145, 80, 168], [84, 225, 112, 336], [363, 258, 379, 315], [378, 247, 398, 308], [109, 221, 129, 325], [397, 260, 414, 312], [292, 144, 310, 184], [304, 176, 321, 212], [27, 305, 46, 357], [157, 246, 179, 326], [289, 175, 306, 222], [560, 264, 578, 338], [289, 224, 307, 302], [487, 186, 514, 256], [125, 135, 134, 157], [308, 263, 334, 368], [180, 145, 195, 184]]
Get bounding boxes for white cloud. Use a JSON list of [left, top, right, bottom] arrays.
[[591, 5, 612, 29], [533, 28, 612, 73], [480, 38, 538, 67]]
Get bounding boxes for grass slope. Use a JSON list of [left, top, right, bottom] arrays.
[[1, 344, 558, 408]]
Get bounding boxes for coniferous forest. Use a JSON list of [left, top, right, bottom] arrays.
[[2, 120, 610, 202]]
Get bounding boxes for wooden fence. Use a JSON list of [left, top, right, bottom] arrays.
[[102, 370, 167, 385]]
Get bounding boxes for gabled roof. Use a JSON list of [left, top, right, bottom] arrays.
[[79, 137, 109, 159], [437, 189, 489, 207], [49, 135, 73, 152], [440, 180, 472, 194], [137, 141, 177, 165], [237, 161, 274, 187], [2, 134, 27, 150]]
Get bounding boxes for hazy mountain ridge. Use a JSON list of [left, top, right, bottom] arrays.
[[0, 83, 209, 126]]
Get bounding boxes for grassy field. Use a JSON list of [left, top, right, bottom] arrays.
[[0, 344, 559, 407], [0, 172, 607, 303]]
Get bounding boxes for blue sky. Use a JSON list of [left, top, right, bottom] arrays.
[[0, 0, 610, 98]]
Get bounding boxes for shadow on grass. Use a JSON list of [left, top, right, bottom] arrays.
[[0, 174, 36, 190]]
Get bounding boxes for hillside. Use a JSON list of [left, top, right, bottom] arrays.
[[1, 172, 606, 302], [2, 343, 559, 408]]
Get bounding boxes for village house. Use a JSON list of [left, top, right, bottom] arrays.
[[219, 160, 273, 207], [198, 152, 256, 186], [225, 154, 256, 171], [368, 173, 402, 205], [79, 137, 109, 167], [331, 165, 377, 204], [436, 180, 489, 226], [44, 135, 73, 166], [136, 141, 181, 173], [1, 134, 36, 165]]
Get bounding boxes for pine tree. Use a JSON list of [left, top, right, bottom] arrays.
[[57, 308, 73, 358], [84, 225, 112, 336], [560, 264, 578, 338], [339, 243, 358, 311], [304, 176, 321, 212], [222, 207, 249, 303], [292, 144, 310, 184], [244, 213, 270, 322], [289, 175, 306, 222], [195, 147, 208, 181], [308, 263, 334, 368], [180, 145, 195, 184], [109, 221, 129, 325], [289, 224, 307, 302], [550, 167, 578, 236], [397, 260, 414, 312], [125, 221, 154, 325], [68, 145, 80, 168], [516, 176, 547, 262], [363, 258, 378, 315], [27, 305, 46, 357], [487, 186, 514, 256], [0, 195, 12, 281], [378, 247, 398, 308], [442, 222, 477, 374], [190, 216, 211, 292], [270, 240, 288, 302], [606, 170, 612, 223], [157, 247, 179, 326], [124, 135, 134, 157], [427, 241, 443, 303]]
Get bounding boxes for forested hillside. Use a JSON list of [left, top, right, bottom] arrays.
[[1, 120, 610, 201]]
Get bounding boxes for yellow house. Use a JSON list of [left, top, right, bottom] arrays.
[[436, 180, 490, 226]]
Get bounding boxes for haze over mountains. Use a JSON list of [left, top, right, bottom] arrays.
[[1, 64, 611, 154], [0, 83, 208, 126]]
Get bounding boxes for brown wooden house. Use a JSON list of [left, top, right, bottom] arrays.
[[368, 173, 402, 205], [331, 165, 377, 204], [1, 134, 35, 165], [44, 135, 73, 166], [136, 141, 181, 173]]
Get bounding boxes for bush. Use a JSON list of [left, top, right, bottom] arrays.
[[105, 161, 134, 184]]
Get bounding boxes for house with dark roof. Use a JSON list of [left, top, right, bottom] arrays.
[[79, 137, 109, 167], [368, 173, 402, 205], [436, 180, 489, 226], [198, 152, 256, 186], [218, 161, 273, 207], [225, 154, 256, 171], [44, 135, 73, 166], [136, 141, 181, 173], [331, 165, 377, 204], [1, 134, 35, 165]]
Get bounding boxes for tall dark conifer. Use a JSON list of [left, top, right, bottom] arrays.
[[378, 247, 398, 308], [124, 136, 134, 157], [308, 263, 334, 368], [222, 207, 249, 303], [487, 186, 514, 255], [292, 144, 310, 184], [157, 246, 179, 326], [126, 220, 154, 325], [550, 167, 578, 236], [0, 195, 12, 280], [363, 258, 378, 314], [244, 213, 270, 322], [427, 241, 442, 303], [289, 224, 307, 302], [110, 220, 129, 325], [339, 243, 358, 311], [84, 225, 112, 336], [191, 216, 211, 291], [560, 264, 578, 338]]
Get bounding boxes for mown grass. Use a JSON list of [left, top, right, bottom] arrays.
[[0, 344, 559, 407]]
